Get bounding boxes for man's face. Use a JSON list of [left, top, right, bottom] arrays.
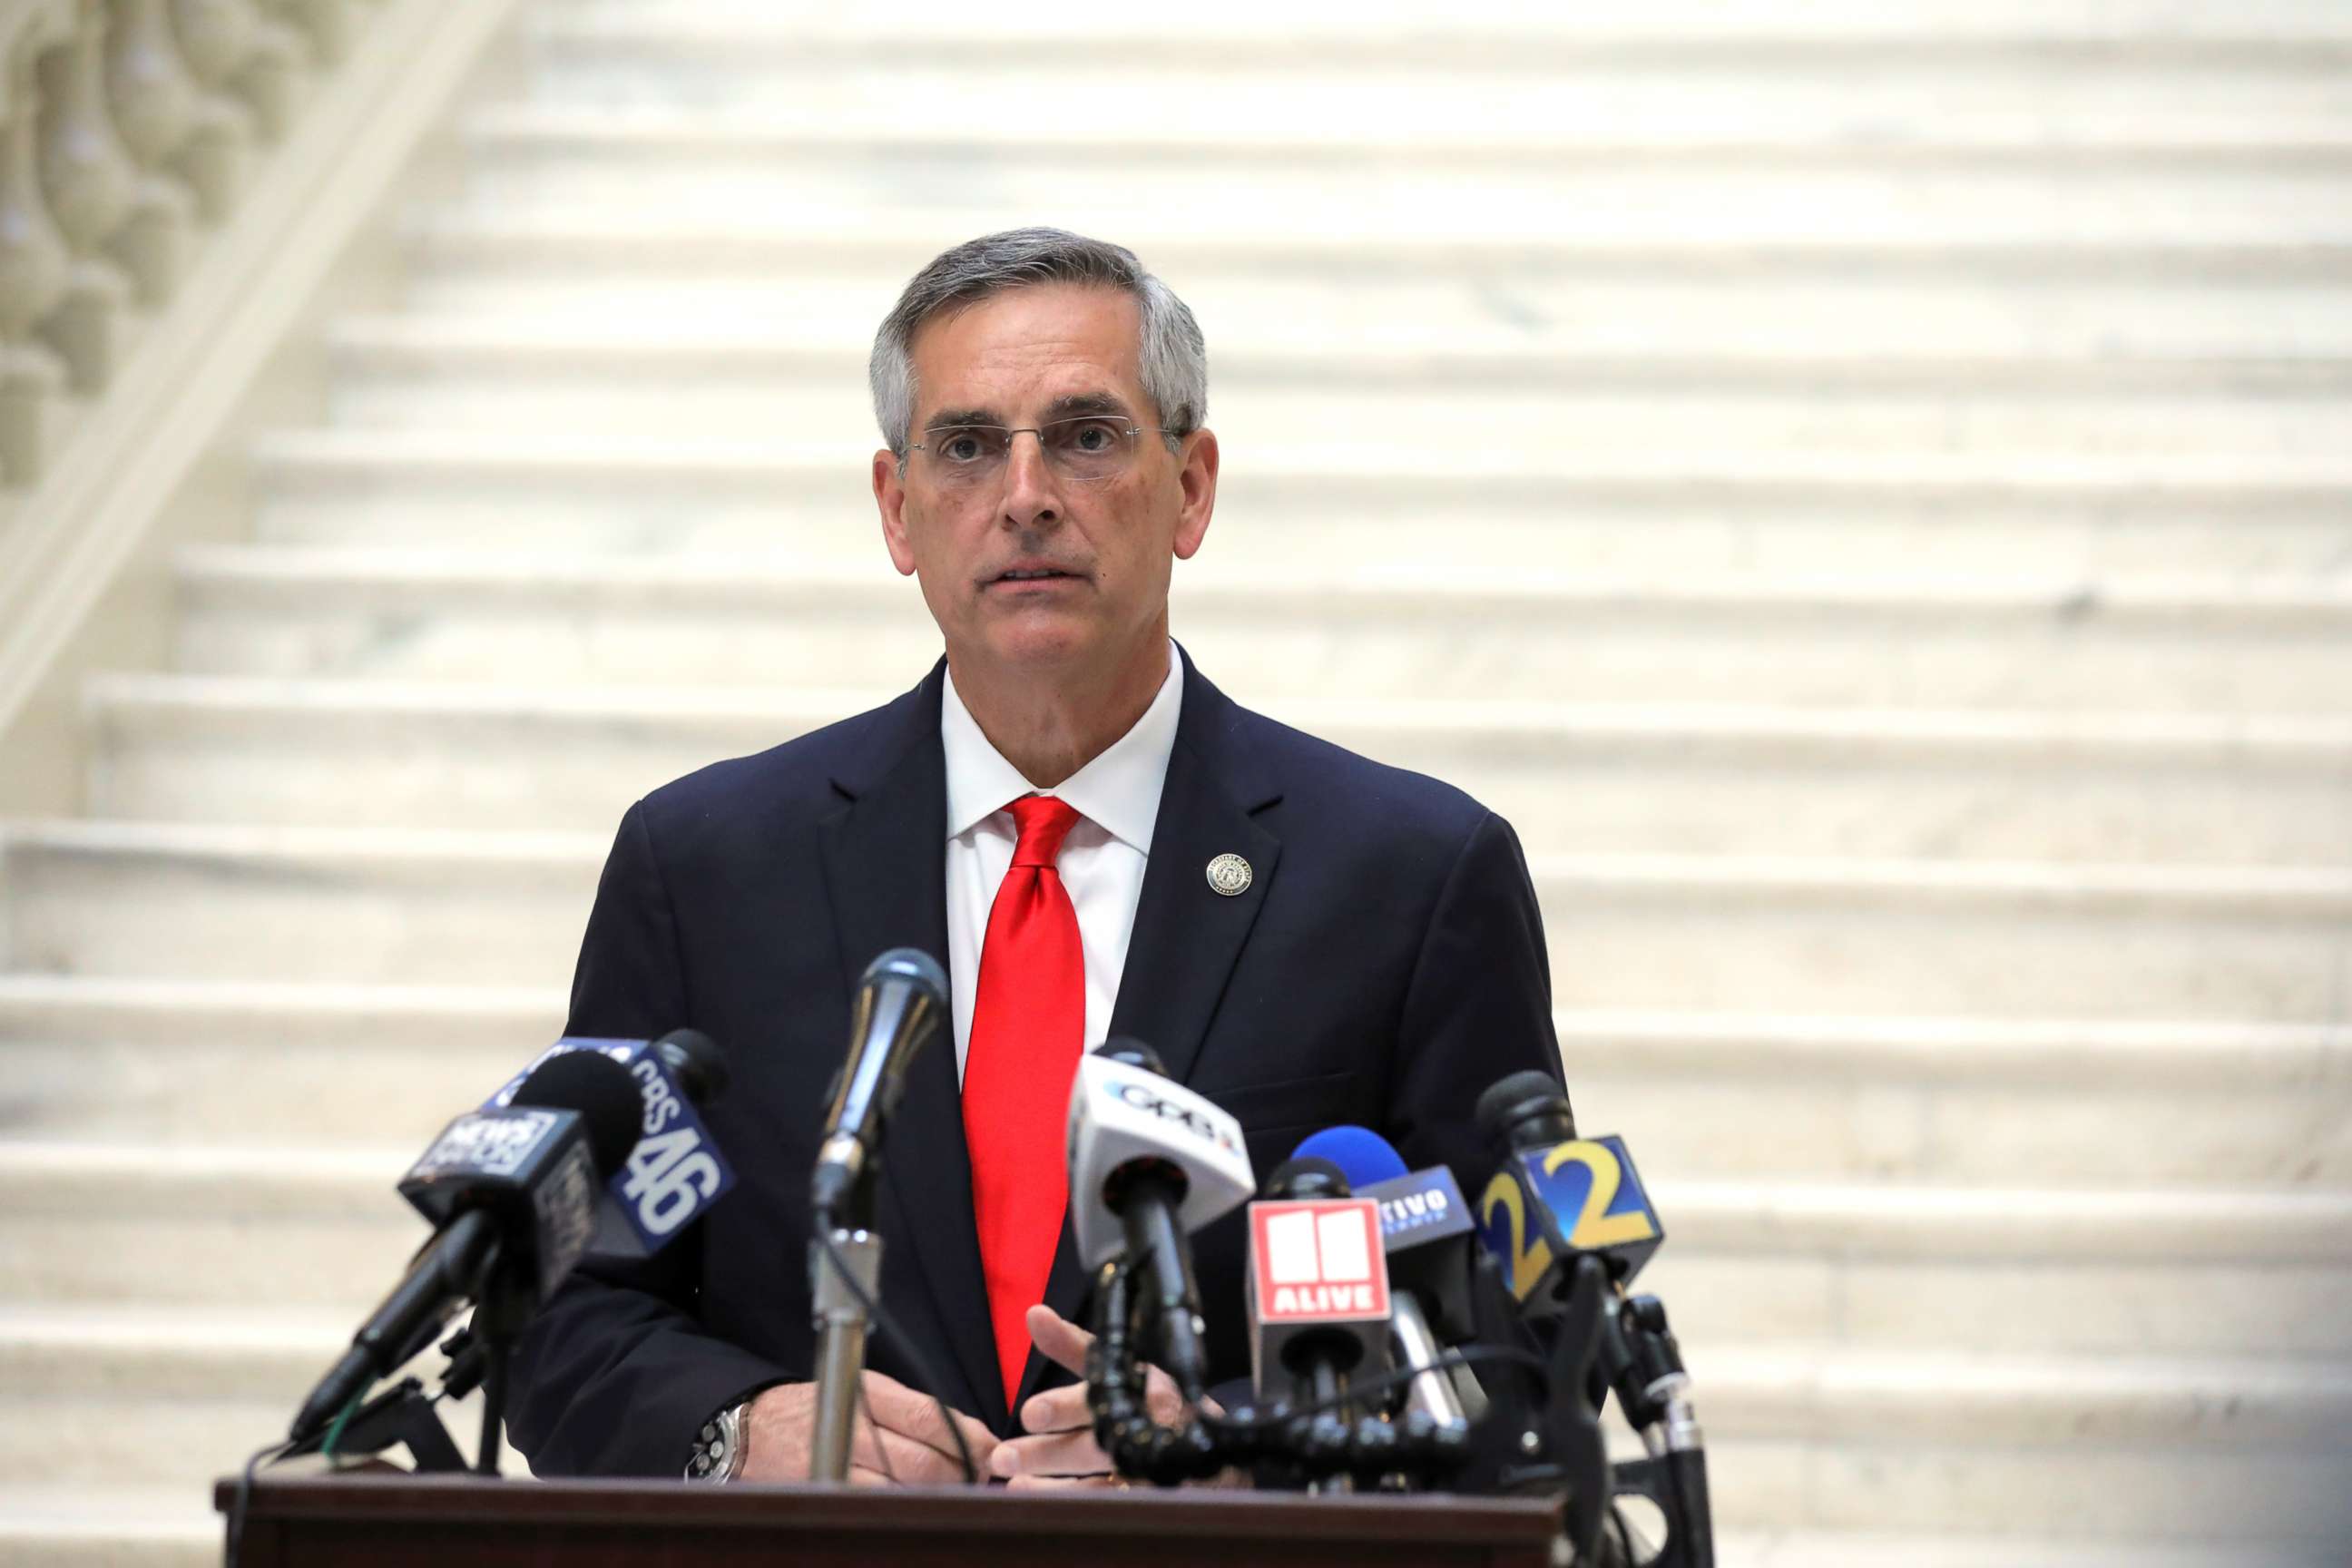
[[873, 283, 1217, 681]]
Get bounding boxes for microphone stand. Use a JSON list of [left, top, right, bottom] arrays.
[[808, 1215, 884, 1483], [1602, 1292, 1713, 1568]]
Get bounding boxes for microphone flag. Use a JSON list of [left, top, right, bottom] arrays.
[[486, 1035, 736, 1259]]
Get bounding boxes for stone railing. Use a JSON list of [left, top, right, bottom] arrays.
[[0, 0, 372, 485]]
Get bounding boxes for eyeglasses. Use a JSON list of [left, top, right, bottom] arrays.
[[908, 415, 1168, 488]]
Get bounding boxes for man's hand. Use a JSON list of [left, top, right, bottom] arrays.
[[989, 1305, 1211, 1489], [739, 1372, 998, 1485]]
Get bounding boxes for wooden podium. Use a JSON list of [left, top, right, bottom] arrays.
[[215, 1473, 1563, 1567]]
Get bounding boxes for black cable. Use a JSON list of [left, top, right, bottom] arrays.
[[224, 1436, 294, 1568], [1209, 1342, 1549, 1429], [814, 1220, 977, 1485]]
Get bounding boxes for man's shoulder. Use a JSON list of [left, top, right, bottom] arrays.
[[632, 681, 929, 836], [1218, 693, 1494, 853]]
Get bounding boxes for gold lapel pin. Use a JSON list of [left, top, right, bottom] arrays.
[[1206, 853, 1252, 897]]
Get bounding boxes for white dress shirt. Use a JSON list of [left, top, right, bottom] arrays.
[[941, 642, 1185, 1083]]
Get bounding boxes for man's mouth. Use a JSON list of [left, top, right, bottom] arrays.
[[991, 568, 1080, 583]]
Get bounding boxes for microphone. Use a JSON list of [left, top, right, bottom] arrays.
[[1290, 1127, 1477, 1433], [1473, 1069, 1664, 1305], [809, 947, 948, 1225], [485, 1028, 737, 1259], [1064, 1039, 1255, 1401], [1245, 1157, 1393, 1412], [289, 1049, 643, 1440], [1475, 1072, 1712, 1568]]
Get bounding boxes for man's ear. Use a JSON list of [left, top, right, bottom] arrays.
[[1171, 428, 1219, 562], [873, 449, 918, 576]]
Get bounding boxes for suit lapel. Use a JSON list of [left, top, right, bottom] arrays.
[[1025, 654, 1284, 1411], [816, 662, 1005, 1428]]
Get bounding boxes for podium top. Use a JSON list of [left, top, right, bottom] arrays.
[[217, 1473, 1563, 1568]]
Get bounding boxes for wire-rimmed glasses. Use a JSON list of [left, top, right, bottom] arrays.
[[908, 415, 1168, 488]]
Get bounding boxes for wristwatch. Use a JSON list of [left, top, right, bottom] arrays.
[[685, 1400, 750, 1483]]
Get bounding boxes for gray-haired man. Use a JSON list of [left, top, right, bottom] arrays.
[[507, 229, 1564, 1487]]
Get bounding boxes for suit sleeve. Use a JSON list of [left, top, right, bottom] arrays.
[[505, 800, 799, 1476], [1385, 809, 1567, 1180]]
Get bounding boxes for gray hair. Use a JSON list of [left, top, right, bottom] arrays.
[[870, 227, 1207, 460]]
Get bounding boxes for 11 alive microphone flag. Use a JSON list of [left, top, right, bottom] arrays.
[[487, 1037, 736, 1259], [1247, 1194, 1392, 1396]]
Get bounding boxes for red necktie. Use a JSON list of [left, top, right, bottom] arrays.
[[962, 794, 1086, 1408]]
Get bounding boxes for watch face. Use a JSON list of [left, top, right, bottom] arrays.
[[687, 1407, 742, 1482], [687, 1417, 728, 1480]]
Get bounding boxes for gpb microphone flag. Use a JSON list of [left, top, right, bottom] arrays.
[[486, 1031, 736, 1260], [1064, 1046, 1256, 1271]]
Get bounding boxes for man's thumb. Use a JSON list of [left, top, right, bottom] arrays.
[[1025, 1303, 1094, 1377]]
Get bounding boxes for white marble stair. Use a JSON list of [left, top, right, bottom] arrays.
[[167, 547, 2352, 715], [78, 675, 2352, 866], [314, 322, 2352, 459], [243, 428, 2352, 580], [10, 822, 2350, 1016], [5, 979, 2346, 1187], [3, 1299, 2347, 1540], [12, 1142, 2351, 1358]]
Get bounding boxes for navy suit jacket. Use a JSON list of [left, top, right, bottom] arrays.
[[507, 652, 1564, 1475]]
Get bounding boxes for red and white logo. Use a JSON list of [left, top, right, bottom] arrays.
[[1250, 1199, 1390, 1323]]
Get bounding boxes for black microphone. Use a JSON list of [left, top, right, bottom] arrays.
[[289, 1050, 642, 1440], [1476, 1071, 1709, 1567], [1246, 1157, 1393, 1406], [1290, 1127, 1478, 1433], [650, 1026, 729, 1103], [1065, 1038, 1256, 1403], [1474, 1069, 1664, 1300], [809, 947, 948, 1225]]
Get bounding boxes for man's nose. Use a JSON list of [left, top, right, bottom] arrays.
[[998, 429, 1062, 529]]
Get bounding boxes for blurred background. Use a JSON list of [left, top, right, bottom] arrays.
[[0, 0, 2347, 1562]]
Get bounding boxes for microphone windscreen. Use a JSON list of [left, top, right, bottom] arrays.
[[1290, 1125, 1408, 1189], [864, 946, 947, 1002], [1474, 1070, 1574, 1152], [1095, 1036, 1167, 1075], [1264, 1155, 1350, 1200], [512, 1049, 642, 1176], [653, 1027, 730, 1103]]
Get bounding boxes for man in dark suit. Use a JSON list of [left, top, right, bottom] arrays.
[[506, 228, 1564, 1488]]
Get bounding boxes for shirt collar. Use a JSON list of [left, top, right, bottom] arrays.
[[941, 641, 1184, 854]]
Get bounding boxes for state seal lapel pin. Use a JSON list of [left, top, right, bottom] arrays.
[[1206, 853, 1252, 897]]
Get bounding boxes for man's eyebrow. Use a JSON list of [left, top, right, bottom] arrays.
[[919, 393, 1133, 432], [922, 407, 1001, 430]]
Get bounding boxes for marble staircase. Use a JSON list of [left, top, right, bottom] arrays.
[[2, 0, 2349, 1562]]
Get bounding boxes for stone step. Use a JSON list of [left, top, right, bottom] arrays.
[[4, 979, 2346, 1186], [399, 211, 2352, 289], [5, 823, 2347, 1016], [79, 676, 2352, 867], [245, 429, 2352, 580], [466, 90, 2352, 167], [0, 1488, 218, 1568], [168, 547, 2352, 718], [3, 1305, 2346, 1537], [387, 273, 2352, 368], [6, 1142, 2347, 1357], [529, 0, 2352, 62], [313, 330, 2352, 459], [426, 168, 2352, 253], [325, 313, 2352, 396]]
